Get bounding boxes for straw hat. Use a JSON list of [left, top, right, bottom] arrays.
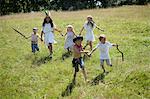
[[99, 34, 106, 38], [33, 27, 38, 30], [66, 25, 73, 28], [87, 15, 93, 19]]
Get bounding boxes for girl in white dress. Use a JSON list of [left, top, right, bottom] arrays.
[[64, 25, 76, 53], [41, 15, 61, 58], [79, 15, 96, 50]]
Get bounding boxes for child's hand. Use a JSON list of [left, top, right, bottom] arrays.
[[59, 30, 62, 33], [101, 29, 104, 32], [116, 44, 119, 47], [84, 50, 90, 53], [87, 53, 92, 57], [61, 33, 64, 36], [80, 50, 89, 54]]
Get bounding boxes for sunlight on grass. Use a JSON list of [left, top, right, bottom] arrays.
[[0, 5, 150, 98]]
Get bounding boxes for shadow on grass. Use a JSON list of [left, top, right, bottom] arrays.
[[32, 56, 52, 66], [62, 52, 72, 60], [61, 74, 76, 97], [91, 72, 109, 86]]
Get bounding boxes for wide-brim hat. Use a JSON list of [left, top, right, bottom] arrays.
[[99, 34, 106, 38], [87, 15, 93, 19], [73, 36, 83, 43], [33, 27, 38, 30], [66, 25, 73, 28]]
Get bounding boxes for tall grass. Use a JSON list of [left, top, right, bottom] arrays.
[[0, 5, 150, 99]]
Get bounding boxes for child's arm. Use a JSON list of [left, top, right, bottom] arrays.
[[41, 31, 44, 41], [79, 27, 84, 35], [112, 44, 118, 47], [80, 50, 90, 54], [88, 47, 97, 56], [37, 34, 43, 41], [27, 36, 31, 39], [64, 33, 67, 36], [72, 31, 77, 37], [54, 28, 63, 36], [54, 28, 61, 32]]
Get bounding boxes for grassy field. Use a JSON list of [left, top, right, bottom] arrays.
[[0, 5, 150, 99]]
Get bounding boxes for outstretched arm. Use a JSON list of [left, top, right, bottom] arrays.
[[54, 28, 63, 36], [41, 31, 44, 41], [36, 34, 42, 41], [54, 28, 61, 32], [112, 44, 118, 47], [88, 47, 97, 56], [27, 36, 31, 39], [95, 26, 104, 32], [63, 33, 67, 36], [79, 27, 84, 35], [72, 31, 77, 37]]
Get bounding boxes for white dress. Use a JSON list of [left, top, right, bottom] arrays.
[[42, 23, 55, 46], [83, 22, 96, 42], [64, 32, 74, 49]]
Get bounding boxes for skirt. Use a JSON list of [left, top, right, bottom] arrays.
[[44, 32, 55, 46]]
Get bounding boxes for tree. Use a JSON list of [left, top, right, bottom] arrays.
[[0, 0, 149, 16]]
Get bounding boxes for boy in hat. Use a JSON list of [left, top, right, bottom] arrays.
[[31, 27, 40, 53], [72, 36, 89, 82], [88, 34, 118, 73]]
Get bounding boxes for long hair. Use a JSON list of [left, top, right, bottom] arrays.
[[87, 21, 94, 28], [42, 16, 54, 28], [67, 27, 74, 33]]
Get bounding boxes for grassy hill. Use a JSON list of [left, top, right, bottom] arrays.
[[0, 5, 150, 99]]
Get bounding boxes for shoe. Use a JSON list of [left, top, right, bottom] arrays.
[[62, 55, 65, 60], [86, 79, 90, 83], [104, 71, 109, 75], [49, 54, 52, 59]]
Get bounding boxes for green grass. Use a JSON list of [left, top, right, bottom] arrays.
[[0, 5, 150, 99]]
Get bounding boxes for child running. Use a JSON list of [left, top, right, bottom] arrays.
[[72, 36, 89, 82], [88, 34, 118, 73], [79, 15, 96, 50], [31, 27, 40, 53], [64, 25, 76, 53], [41, 15, 61, 58]]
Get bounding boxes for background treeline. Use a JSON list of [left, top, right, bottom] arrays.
[[0, 0, 149, 16]]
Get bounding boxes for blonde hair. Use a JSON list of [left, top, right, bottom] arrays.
[[66, 25, 75, 32]]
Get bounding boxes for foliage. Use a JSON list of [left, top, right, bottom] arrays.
[[0, 0, 150, 15]]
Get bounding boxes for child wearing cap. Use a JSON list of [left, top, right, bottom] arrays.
[[79, 15, 96, 50], [72, 36, 89, 82], [31, 28, 39, 53], [88, 34, 118, 73], [64, 25, 76, 53], [41, 15, 61, 58]]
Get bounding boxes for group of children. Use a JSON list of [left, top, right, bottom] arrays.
[[30, 14, 118, 82]]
